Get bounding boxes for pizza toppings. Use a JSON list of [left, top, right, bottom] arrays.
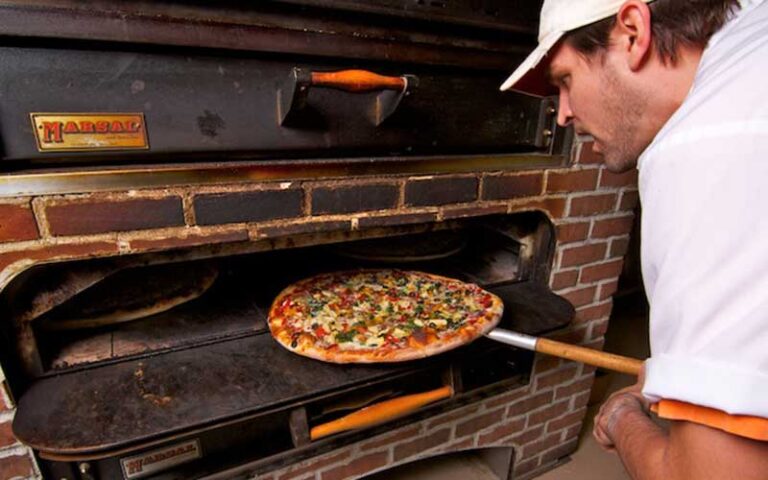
[[268, 269, 504, 363]]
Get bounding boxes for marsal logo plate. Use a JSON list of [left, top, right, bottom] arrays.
[[120, 439, 202, 479], [30, 113, 149, 152]]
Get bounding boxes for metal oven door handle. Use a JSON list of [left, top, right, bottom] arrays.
[[309, 385, 452, 440], [278, 68, 418, 127]]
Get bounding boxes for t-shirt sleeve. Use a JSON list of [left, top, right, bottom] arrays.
[[639, 137, 768, 418]]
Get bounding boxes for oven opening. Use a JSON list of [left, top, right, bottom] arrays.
[[0, 212, 573, 479], [365, 447, 514, 480], [12, 213, 545, 375]]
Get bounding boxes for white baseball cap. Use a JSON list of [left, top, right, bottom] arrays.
[[500, 0, 655, 93]]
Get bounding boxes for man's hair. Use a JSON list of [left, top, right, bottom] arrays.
[[565, 0, 740, 63]]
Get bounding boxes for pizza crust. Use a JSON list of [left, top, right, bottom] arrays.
[[268, 269, 503, 364]]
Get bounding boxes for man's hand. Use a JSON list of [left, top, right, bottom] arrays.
[[593, 365, 649, 451], [593, 384, 650, 450], [589, 365, 768, 480]]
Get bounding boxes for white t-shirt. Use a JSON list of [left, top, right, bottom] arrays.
[[640, 0, 768, 417]]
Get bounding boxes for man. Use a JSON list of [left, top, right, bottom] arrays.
[[501, 0, 768, 479]]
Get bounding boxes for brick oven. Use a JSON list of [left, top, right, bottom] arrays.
[[0, 2, 639, 479]]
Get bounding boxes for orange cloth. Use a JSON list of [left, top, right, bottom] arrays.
[[651, 400, 768, 441]]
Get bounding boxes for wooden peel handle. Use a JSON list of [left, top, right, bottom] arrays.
[[311, 70, 407, 93], [310, 385, 453, 441], [537, 338, 643, 376]]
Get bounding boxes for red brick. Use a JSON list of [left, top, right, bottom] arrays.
[[129, 229, 249, 251], [0, 421, 16, 448], [279, 450, 352, 480], [551, 270, 578, 290], [443, 437, 475, 451], [522, 432, 562, 457], [560, 243, 607, 268], [546, 408, 588, 433], [600, 169, 638, 188], [561, 285, 597, 308], [546, 170, 598, 193], [609, 236, 631, 258], [441, 204, 507, 220], [357, 212, 438, 229], [555, 376, 595, 401], [477, 417, 526, 445], [320, 452, 388, 480], [575, 301, 613, 323], [619, 190, 640, 211], [548, 326, 590, 347], [455, 409, 505, 438], [577, 142, 603, 165], [0, 241, 119, 276], [507, 391, 555, 418], [393, 428, 451, 462], [564, 424, 583, 441], [425, 405, 480, 431], [533, 356, 562, 375], [579, 259, 624, 284], [540, 438, 579, 466], [592, 215, 635, 238], [0, 383, 13, 411], [361, 425, 420, 452], [485, 388, 530, 410], [535, 365, 579, 391], [573, 391, 592, 410], [528, 400, 570, 426], [510, 197, 567, 219], [483, 173, 544, 200], [0, 203, 38, 242], [598, 279, 620, 301], [406, 176, 478, 207], [280, 473, 313, 480], [556, 222, 590, 244], [514, 457, 541, 477], [590, 318, 611, 340], [510, 424, 545, 446], [569, 194, 617, 217], [257, 220, 350, 238], [0, 454, 34, 479], [46, 197, 184, 235], [314, 184, 399, 214]]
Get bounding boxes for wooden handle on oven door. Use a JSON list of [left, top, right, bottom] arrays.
[[310, 385, 453, 441], [310, 69, 407, 93]]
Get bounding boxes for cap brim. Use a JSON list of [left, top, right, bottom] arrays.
[[500, 31, 564, 96]]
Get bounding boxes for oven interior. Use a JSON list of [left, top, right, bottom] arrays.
[[0, 212, 573, 479]]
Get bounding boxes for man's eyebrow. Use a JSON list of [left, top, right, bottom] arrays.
[[546, 66, 562, 84]]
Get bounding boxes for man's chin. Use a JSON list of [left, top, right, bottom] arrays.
[[601, 151, 638, 173]]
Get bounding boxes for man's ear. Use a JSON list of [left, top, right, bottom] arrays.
[[614, 0, 653, 71]]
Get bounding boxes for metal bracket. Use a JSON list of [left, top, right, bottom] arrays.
[[534, 96, 559, 151]]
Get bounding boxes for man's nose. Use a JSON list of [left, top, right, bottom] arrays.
[[557, 92, 573, 127]]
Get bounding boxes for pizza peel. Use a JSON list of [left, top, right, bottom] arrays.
[[484, 328, 643, 375]]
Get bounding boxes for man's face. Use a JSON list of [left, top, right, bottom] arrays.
[[548, 41, 649, 173]]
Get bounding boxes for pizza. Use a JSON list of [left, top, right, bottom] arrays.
[[267, 269, 503, 363], [42, 261, 219, 330]]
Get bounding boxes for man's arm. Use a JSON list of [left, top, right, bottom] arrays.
[[594, 384, 768, 480]]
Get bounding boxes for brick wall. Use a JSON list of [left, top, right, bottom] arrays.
[[0, 137, 638, 479]]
